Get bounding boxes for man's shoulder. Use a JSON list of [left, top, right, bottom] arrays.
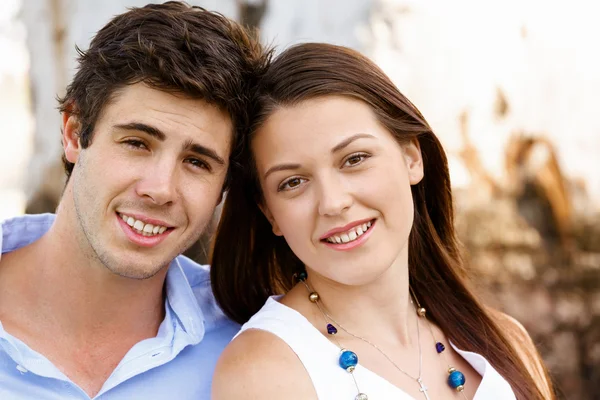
[[1, 213, 55, 230], [1, 214, 55, 254]]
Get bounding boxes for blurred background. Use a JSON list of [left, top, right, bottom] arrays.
[[0, 0, 598, 397]]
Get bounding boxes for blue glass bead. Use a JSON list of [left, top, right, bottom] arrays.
[[435, 342, 445, 353], [448, 370, 466, 389], [297, 271, 307, 281], [339, 350, 358, 371], [327, 323, 338, 335]]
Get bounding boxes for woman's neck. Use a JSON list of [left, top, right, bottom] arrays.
[[283, 259, 417, 348]]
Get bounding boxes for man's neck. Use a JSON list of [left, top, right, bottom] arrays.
[[0, 211, 169, 396], [6, 211, 166, 335]]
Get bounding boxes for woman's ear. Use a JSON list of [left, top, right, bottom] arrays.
[[402, 138, 424, 185], [62, 110, 83, 164], [258, 203, 283, 236]]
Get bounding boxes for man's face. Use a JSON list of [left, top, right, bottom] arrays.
[[64, 83, 232, 279]]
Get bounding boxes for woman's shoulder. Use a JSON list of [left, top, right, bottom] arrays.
[[487, 308, 532, 341], [487, 308, 540, 356], [211, 328, 316, 399], [487, 308, 554, 398]]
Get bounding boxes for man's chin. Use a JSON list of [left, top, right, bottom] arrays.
[[101, 256, 171, 280], [109, 266, 167, 280]]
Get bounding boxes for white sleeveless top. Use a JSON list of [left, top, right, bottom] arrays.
[[237, 296, 517, 400]]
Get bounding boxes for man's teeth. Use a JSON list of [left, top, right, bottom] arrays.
[[326, 221, 372, 244], [120, 213, 168, 236]]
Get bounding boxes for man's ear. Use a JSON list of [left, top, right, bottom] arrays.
[[258, 202, 283, 236], [402, 138, 424, 185], [62, 110, 83, 164]]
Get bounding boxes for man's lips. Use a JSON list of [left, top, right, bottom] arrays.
[[117, 211, 173, 228], [117, 212, 176, 237], [116, 213, 173, 247]]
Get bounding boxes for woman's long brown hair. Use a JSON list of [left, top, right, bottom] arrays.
[[211, 42, 554, 399]]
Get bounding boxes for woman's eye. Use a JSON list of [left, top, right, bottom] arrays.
[[278, 177, 306, 192], [344, 153, 369, 167]]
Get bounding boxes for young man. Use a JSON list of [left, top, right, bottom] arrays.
[[0, 2, 267, 399]]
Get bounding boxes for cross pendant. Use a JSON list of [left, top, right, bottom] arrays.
[[417, 378, 430, 400]]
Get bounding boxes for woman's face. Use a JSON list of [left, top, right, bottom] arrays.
[[252, 96, 424, 286]]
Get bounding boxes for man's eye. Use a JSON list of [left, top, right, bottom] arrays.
[[123, 139, 148, 150], [278, 177, 306, 192], [186, 158, 211, 171]]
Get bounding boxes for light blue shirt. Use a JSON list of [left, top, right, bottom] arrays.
[[0, 214, 240, 399]]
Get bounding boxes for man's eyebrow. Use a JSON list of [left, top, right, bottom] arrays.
[[331, 133, 376, 153], [115, 123, 225, 166], [183, 140, 226, 166], [263, 163, 302, 180], [114, 122, 166, 140]]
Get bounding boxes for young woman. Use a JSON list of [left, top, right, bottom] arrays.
[[210, 43, 554, 400]]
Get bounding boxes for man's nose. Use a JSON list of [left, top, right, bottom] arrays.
[[135, 160, 179, 206]]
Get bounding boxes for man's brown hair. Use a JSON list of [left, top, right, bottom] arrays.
[[58, 1, 268, 185]]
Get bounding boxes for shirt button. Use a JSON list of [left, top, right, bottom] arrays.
[[16, 365, 28, 374]]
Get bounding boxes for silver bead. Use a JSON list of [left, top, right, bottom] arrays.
[[355, 394, 368, 400], [308, 292, 319, 302]]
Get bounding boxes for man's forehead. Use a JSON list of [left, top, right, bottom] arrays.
[[101, 84, 232, 134]]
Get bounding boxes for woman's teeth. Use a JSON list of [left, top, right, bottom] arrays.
[[120, 213, 168, 236], [326, 221, 373, 244]]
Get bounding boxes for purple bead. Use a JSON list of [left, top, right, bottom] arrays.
[[327, 323, 338, 335], [436, 342, 446, 353]]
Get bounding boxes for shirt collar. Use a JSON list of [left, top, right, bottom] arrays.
[[165, 257, 205, 343]]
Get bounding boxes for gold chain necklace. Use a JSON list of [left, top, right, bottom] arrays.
[[296, 271, 468, 400]]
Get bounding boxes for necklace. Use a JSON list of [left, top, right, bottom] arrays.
[[296, 271, 468, 400], [410, 287, 469, 400]]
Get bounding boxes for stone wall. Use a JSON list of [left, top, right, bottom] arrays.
[[366, 0, 600, 207], [456, 194, 599, 399]]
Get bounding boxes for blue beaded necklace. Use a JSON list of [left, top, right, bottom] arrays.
[[296, 271, 468, 400]]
